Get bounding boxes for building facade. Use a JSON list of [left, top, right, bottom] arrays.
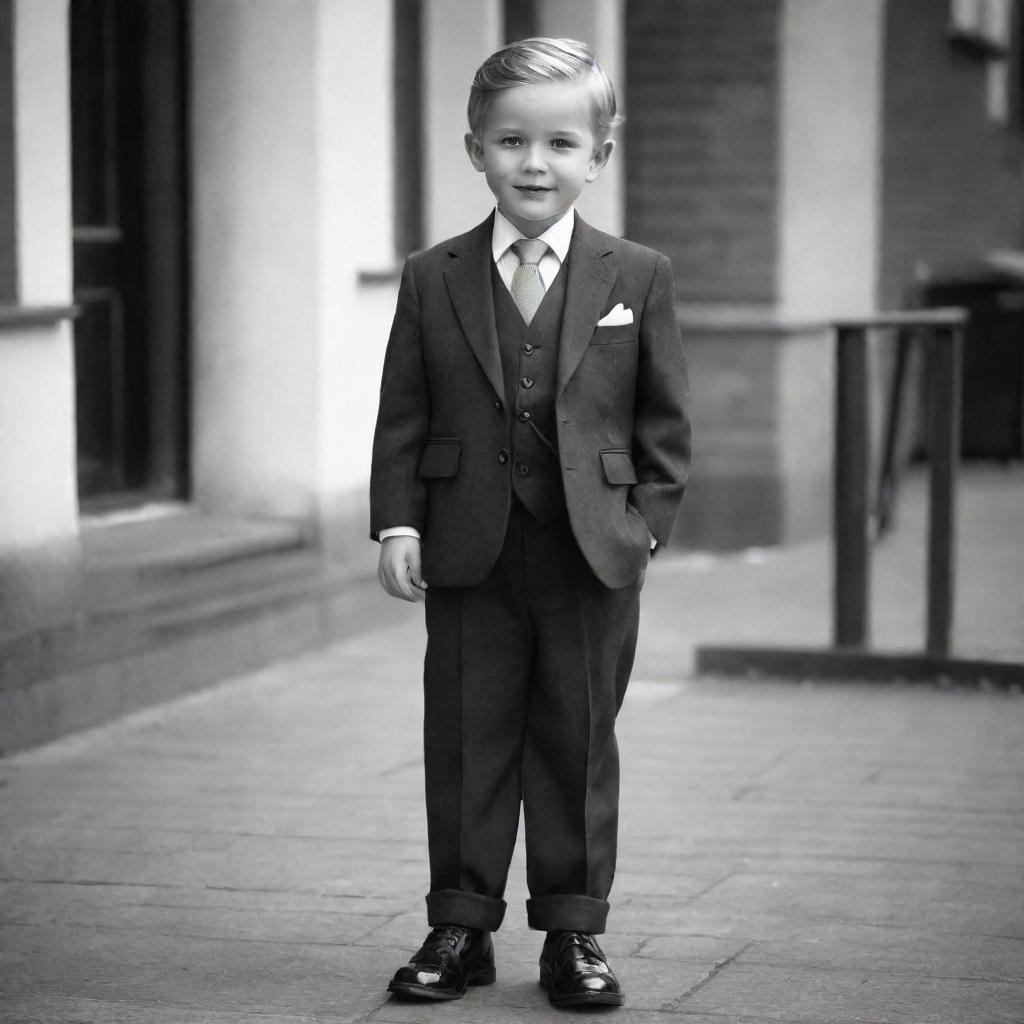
[[1, 0, 1021, 746]]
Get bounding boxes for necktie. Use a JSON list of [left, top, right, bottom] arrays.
[[510, 238, 548, 326]]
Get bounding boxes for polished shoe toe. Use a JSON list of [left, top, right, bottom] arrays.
[[539, 931, 625, 1007], [387, 925, 495, 1001]]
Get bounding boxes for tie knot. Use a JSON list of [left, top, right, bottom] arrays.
[[511, 238, 548, 267]]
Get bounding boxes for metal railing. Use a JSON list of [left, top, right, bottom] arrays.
[[695, 305, 1024, 684], [833, 309, 967, 657]]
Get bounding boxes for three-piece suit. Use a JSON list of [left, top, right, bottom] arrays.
[[370, 210, 691, 935]]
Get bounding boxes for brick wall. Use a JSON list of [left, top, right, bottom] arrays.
[[625, 0, 780, 304], [879, 0, 1024, 307]]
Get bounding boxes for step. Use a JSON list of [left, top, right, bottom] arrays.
[[0, 510, 389, 754]]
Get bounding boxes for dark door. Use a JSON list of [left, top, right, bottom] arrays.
[[71, 0, 189, 506]]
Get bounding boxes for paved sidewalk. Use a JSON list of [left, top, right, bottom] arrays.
[[2, 621, 1023, 1020], [639, 463, 1024, 676], [1, 465, 1022, 1023]]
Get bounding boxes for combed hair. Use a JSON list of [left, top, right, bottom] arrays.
[[467, 37, 624, 141]]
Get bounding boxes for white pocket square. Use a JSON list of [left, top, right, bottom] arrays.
[[597, 303, 634, 327]]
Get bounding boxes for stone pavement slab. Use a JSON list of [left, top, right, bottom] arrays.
[[2, 599, 1024, 1022], [638, 463, 1024, 674], [0, 997, 358, 1024], [677, 962, 1023, 1023]]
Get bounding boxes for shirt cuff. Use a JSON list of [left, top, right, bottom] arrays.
[[379, 526, 421, 542]]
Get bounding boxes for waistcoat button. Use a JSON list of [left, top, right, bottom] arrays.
[[516, 462, 529, 476], [520, 376, 534, 389], [518, 410, 531, 422], [498, 448, 509, 465]]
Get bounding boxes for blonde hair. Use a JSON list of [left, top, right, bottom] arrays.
[[467, 37, 623, 142]]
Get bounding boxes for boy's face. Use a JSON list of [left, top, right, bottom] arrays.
[[465, 80, 614, 238]]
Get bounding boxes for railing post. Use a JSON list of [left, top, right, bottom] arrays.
[[834, 326, 871, 648], [696, 307, 985, 684], [926, 326, 963, 656]]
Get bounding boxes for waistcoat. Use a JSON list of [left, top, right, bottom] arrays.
[[491, 258, 568, 524]]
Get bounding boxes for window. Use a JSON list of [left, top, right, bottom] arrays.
[[949, 0, 1013, 54], [948, 0, 1019, 124]]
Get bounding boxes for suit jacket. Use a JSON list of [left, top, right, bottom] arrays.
[[370, 213, 691, 590]]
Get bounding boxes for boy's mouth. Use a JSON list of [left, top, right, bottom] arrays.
[[515, 185, 551, 194]]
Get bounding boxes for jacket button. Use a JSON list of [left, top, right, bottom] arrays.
[[523, 343, 535, 355], [518, 410, 531, 422], [516, 462, 529, 476], [494, 400, 503, 412], [520, 376, 534, 389], [498, 448, 509, 465]]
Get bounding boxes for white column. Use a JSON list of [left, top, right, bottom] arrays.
[[0, 0, 78, 632], [315, 0, 396, 554], [538, 0, 625, 236], [423, 0, 502, 245], [190, 0, 321, 522], [191, 0, 397, 549], [778, 0, 884, 317], [0, 0, 77, 551], [15, 0, 72, 305]]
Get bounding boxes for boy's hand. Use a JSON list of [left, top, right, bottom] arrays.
[[378, 536, 428, 602]]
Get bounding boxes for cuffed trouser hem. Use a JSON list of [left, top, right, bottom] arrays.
[[526, 895, 610, 934], [426, 889, 507, 931]]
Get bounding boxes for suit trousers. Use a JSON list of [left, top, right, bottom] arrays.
[[422, 500, 641, 934]]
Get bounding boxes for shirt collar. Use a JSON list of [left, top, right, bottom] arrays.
[[491, 207, 575, 265]]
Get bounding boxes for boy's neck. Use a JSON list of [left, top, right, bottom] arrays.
[[495, 204, 574, 239]]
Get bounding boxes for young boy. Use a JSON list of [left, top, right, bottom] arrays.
[[370, 37, 690, 1008]]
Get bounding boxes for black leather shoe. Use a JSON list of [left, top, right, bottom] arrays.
[[539, 931, 624, 1007], [387, 925, 496, 1000]]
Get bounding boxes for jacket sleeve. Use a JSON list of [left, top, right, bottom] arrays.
[[629, 254, 692, 546], [369, 257, 431, 540]]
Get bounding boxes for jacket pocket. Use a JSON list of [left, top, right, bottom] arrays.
[[419, 437, 461, 478], [600, 448, 638, 486], [591, 325, 638, 347]]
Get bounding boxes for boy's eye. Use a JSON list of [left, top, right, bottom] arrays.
[[550, 138, 574, 150], [500, 136, 523, 147]]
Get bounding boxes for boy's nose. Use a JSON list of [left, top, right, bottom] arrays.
[[521, 145, 547, 172]]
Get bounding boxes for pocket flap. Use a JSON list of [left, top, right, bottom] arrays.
[[600, 449, 638, 485], [418, 438, 461, 479]]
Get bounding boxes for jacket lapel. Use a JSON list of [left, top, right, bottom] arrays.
[[443, 214, 505, 402], [557, 216, 617, 395]]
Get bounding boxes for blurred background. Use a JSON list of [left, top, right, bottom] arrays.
[[1, 0, 1023, 752]]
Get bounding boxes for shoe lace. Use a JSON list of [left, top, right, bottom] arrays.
[[414, 924, 472, 963], [555, 930, 605, 965]]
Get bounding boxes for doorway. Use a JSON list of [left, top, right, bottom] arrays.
[[70, 0, 189, 507]]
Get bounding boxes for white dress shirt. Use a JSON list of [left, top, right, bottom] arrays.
[[491, 206, 574, 292]]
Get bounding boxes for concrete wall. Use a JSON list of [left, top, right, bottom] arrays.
[[773, 0, 886, 547], [190, 0, 398, 552], [190, 1, 321, 524], [315, 0, 397, 556], [672, 316, 833, 551], [0, 0, 79, 633], [879, 0, 1024, 306], [0, 0, 76, 549], [778, 0, 884, 318]]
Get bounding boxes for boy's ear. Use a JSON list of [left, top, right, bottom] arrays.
[[465, 133, 486, 172], [586, 139, 615, 183]]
